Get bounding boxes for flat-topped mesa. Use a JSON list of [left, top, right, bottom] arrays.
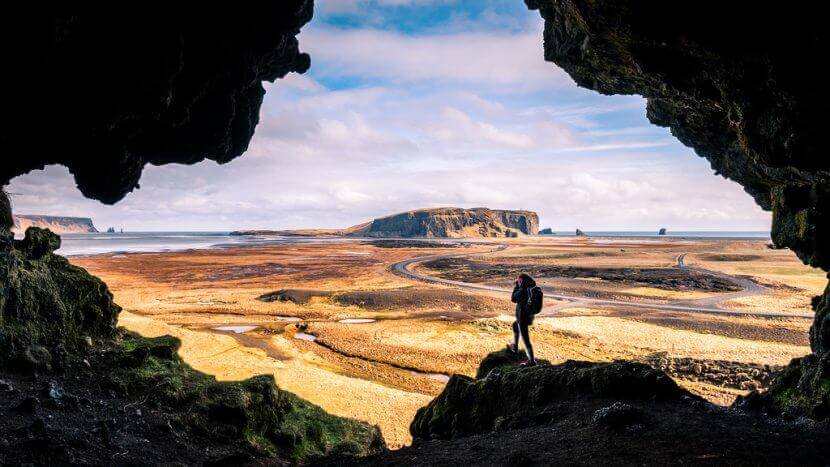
[[12, 215, 98, 234], [365, 208, 539, 238], [231, 209, 539, 238]]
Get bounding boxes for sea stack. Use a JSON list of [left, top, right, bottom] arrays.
[[658, 228, 667, 236], [575, 228, 586, 236], [539, 227, 554, 235]]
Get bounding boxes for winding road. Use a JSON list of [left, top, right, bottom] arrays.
[[392, 246, 814, 320]]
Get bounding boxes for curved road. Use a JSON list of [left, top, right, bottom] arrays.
[[392, 246, 814, 320]]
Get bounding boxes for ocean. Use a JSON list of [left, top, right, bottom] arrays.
[[41, 231, 772, 257], [48, 232, 354, 257]]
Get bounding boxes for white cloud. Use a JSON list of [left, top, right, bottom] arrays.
[[301, 27, 572, 89], [5, 12, 772, 234]]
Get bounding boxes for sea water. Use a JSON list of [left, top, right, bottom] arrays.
[[41, 230, 772, 257]]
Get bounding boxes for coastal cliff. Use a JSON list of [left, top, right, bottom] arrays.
[[12, 215, 98, 234], [232, 208, 539, 238], [365, 208, 538, 238]]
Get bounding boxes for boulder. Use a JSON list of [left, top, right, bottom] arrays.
[[1, 227, 120, 368], [411, 348, 694, 441]]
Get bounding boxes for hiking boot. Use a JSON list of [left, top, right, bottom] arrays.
[[519, 360, 537, 367], [506, 344, 517, 353]]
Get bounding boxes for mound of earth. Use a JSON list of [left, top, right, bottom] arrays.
[[698, 254, 764, 262], [257, 289, 330, 305], [423, 258, 743, 292], [332, 288, 502, 313], [342, 349, 830, 465]]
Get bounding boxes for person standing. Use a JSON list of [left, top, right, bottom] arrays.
[[508, 272, 538, 366]]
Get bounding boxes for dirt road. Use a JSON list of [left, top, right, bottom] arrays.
[[392, 246, 814, 319]]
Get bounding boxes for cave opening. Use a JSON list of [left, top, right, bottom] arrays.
[[2, 1, 830, 464]]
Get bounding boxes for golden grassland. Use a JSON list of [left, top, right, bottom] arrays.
[[72, 236, 821, 447]]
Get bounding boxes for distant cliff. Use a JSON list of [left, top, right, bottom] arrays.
[[12, 215, 98, 234], [364, 208, 538, 238], [231, 208, 539, 238]]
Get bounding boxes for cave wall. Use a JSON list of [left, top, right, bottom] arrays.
[[0, 2, 312, 204], [525, 0, 829, 268], [525, 0, 830, 416]]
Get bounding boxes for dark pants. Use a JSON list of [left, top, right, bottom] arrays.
[[512, 312, 535, 362]]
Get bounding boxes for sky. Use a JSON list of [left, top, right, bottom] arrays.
[[8, 0, 770, 232]]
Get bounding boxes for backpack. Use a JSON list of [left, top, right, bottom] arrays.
[[527, 286, 543, 314]]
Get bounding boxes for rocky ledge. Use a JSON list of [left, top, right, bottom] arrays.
[[346, 349, 830, 465]]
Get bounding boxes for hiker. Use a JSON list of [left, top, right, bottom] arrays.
[[508, 272, 542, 366]]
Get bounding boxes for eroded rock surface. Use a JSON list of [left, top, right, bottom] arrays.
[[0, 3, 311, 203], [411, 349, 693, 441], [526, 0, 830, 420], [0, 228, 119, 370]]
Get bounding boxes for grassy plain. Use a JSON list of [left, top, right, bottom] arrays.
[[73, 236, 820, 447]]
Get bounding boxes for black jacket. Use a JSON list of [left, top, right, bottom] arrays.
[[511, 276, 537, 318]]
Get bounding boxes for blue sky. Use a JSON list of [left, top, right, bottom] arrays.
[[8, 0, 769, 231]]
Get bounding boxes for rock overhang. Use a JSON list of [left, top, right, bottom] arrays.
[[0, 2, 312, 204]]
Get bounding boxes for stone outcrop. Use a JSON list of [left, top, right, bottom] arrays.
[[539, 227, 554, 235], [525, 0, 830, 419], [12, 215, 98, 234], [365, 208, 539, 238], [0, 3, 311, 204], [411, 349, 695, 441], [0, 228, 119, 370], [575, 228, 586, 236]]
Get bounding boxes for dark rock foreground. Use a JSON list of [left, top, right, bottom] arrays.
[[335, 350, 830, 466]]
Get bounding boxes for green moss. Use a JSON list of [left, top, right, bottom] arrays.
[[107, 331, 384, 463], [412, 349, 695, 441], [1, 228, 120, 369]]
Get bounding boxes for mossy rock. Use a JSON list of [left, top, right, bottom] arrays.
[[412, 348, 695, 441], [106, 331, 385, 462], [1, 228, 120, 369], [737, 353, 830, 419]]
